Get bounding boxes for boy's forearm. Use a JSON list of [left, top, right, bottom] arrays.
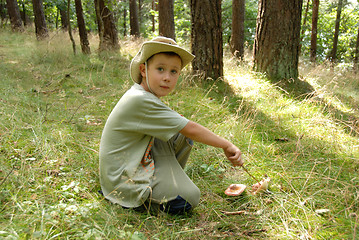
[[179, 121, 232, 149]]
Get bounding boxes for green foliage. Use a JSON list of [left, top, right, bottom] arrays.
[[301, 1, 359, 63]]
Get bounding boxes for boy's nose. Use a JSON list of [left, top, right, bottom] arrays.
[[163, 72, 171, 81]]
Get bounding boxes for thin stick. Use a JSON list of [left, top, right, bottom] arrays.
[[221, 210, 247, 215], [241, 165, 260, 183]]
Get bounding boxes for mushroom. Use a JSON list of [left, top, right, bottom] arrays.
[[251, 177, 270, 194], [224, 184, 247, 196]]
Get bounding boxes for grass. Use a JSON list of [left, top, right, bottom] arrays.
[[0, 27, 359, 239]]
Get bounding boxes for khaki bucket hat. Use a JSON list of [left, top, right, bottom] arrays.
[[130, 36, 195, 84]]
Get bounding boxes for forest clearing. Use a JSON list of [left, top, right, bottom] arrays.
[[1, 27, 359, 239]]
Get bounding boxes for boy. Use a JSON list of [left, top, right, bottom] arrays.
[[99, 36, 243, 214]]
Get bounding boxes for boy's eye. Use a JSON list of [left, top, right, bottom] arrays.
[[157, 67, 164, 72], [171, 70, 178, 74]]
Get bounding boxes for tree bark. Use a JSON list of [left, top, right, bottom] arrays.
[[329, 0, 343, 63], [253, 0, 313, 95], [299, 0, 310, 56], [151, 0, 156, 32], [59, 2, 69, 31], [32, 0, 49, 40], [191, 0, 223, 80], [129, 0, 140, 37], [354, 26, 359, 72], [94, 0, 119, 51], [230, 0, 245, 60], [123, 3, 127, 36], [138, 0, 142, 30], [67, 0, 76, 55], [6, 0, 24, 32], [75, 0, 90, 54], [158, 0, 175, 40], [310, 0, 319, 63]]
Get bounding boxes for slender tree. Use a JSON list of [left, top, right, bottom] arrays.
[[354, 26, 359, 72], [129, 0, 140, 37], [59, 1, 69, 31], [94, 0, 119, 51], [310, 0, 319, 63], [32, 0, 49, 40], [230, 0, 245, 60], [0, 2, 7, 25], [191, 0, 223, 80], [6, 0, 24, 32], [75, 0, 90, 54], [158, 0, 175, 40], [151, 0, 156, 32], [253, 0, 313, 95], [138, 0, 142, 29], [299, 0, 310, 56], [20, 1, 28, 26], [329, 0, 343, 64], [67, 0, 76, 54], [123, 5, 127, 37]]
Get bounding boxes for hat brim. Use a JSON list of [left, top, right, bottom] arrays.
[[130, 41, 195, 84]]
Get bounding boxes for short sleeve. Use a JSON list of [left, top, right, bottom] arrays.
[[115, 87, 189, 142]]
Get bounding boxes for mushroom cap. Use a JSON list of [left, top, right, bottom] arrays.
[[252, 177, 270, 194], [224, 184, 247, 196]]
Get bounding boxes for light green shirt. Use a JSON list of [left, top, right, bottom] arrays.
[[99, 84, 189, 207]]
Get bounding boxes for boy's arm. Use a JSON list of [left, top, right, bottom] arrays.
[[179, 121, 244, 166]]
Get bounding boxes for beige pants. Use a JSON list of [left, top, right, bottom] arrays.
[[149, 133, 200, 208]]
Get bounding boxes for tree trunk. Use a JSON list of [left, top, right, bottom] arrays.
[[75, 0, 90, 54], [299, 0, 310, 56], [191, 0, 223, 80], [129, 0, 140, 37], [138, 0, 142, 30], [32, 0, 49, 40], [6, 0, 24, 32], [329, 0, 343, 64], [151, 0, 156, 32], [94, 0, 119, 51], [59, 2, 69, 31], [310, 0, 319, 63], [230, 0, 245, 60], [1, 2, 7, 26], [21, 1, 29, 26], [67, 0, 76, 55], [354, 26, 359, 72], [158, 0, 175, 40], [253, 0, 313, 95], [123, 7, 127, 37]]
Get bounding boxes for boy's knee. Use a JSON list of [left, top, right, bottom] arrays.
[[161, 195, 198, 215]]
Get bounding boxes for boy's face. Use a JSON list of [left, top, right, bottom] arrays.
[[140, 53, 182, 98]]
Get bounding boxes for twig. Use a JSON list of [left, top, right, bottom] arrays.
[[0, 165, 15, 188], [221, 210, 247, 215], [65, 102, 87, 123], [241, 165, 260, 183]]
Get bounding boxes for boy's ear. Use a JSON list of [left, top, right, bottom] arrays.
[[139, 63, 146, 78]]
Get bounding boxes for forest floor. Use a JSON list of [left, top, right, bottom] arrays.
[[1, 28, 359, 239]]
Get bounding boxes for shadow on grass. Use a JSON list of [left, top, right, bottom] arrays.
[[271, 77, 359, 137]]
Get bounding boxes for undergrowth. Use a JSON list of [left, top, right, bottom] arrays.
[[0, 28, 358, 239]]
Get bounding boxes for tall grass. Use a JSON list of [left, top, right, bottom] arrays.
[[0, 28, 358, 239]]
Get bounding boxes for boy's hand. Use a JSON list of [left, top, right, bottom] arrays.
[[223, 144, 244, 167]]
